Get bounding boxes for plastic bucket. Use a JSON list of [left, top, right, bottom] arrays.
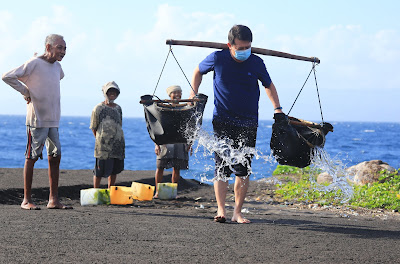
[[157, 183, 177, 200], [109, 186, 134, 205], [80, 188, 110, 206]]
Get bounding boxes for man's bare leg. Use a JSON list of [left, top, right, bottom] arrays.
[[108, 174, 116, 189], [93, 175, 102, 188], [171, 168, 181, 199], [47, 155, 71, 209], [231, 176, 251, 223], [171, 168, 180, 183], [154, 168, 164, 198], [214, 179, 229, 222], [21, 158, 39, 210]]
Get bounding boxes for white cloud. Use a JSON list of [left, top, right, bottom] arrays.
[[68, 32, 87, 51], [0, 5, 79, 66], [369, 29, 400, 63], [111, 3, 237, 109], [0, 10, 12, 32], [0, 12, 15, 66], [117, 4, 234, 55], [1, 3, 399, 122], [262, 24, 400, 93], [52, 5, 73, 26]]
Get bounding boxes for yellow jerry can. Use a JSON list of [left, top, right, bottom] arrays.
[[109, 186, 134, 205], [131, 182, 155, 201]]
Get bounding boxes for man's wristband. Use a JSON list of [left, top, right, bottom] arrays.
[[274, 106, 283, 110]]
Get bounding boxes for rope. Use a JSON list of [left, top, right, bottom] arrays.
[[287, 64, 315, 115], [152, 45, 197, 97], [313, 62, 324, 122], [152, 47, 171, 96], [287, 61, 324, 123], [169, 47, 197, 95]]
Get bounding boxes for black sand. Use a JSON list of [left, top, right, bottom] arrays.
[[1, 168, 400, 263]]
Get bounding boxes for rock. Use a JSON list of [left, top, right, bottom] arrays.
[[317, 172, 333, 184], [347, 160, 396, 185]]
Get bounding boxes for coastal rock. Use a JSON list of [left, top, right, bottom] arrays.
[[347, 160, 396, 185], [317, 172, 333, 184]]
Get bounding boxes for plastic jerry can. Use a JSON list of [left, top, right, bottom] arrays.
[[157, 183, 177, 200], [80, 188, 110, 206], [131, 182, 155, 201], [109, 186, 134, 205]]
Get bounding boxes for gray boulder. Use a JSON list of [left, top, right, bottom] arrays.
[[347, 160, 396, 185], [317, 172, 333, 184]]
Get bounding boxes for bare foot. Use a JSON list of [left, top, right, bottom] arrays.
[[153, 193, 159, 199], [21, 201, 40, 210], [214, 215, 226, 223], [231, 213, 251, 224], [214, 208, 226, 223], [47, 201, 73, 209]]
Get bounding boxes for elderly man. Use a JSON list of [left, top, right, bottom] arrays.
[[2, 34, 71, 210]]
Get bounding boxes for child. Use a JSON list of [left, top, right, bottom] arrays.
[[90, 81, 125, 189], [154, 85, 191, 198]]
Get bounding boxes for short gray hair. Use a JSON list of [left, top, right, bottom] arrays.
[[45, 34, 64, 46]]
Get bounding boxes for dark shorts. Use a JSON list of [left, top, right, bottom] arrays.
[[94, 158, 124, 178], [156, 158, 188, 170], [212, 120, 257, 178]]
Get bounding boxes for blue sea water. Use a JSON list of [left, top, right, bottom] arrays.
[[0, 115, 399, 183]]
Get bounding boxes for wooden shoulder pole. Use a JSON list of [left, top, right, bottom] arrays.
[[166, 39, 320, 64]]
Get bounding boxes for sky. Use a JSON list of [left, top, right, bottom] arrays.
[[0, 0, 399, 123]]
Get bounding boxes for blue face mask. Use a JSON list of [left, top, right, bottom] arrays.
[[234, 47, 251, 61]]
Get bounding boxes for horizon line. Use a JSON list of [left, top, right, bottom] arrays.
[[0, 114, 399, 124]]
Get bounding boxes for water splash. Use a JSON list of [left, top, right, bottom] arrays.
[[309, 147, 355, 202], [186, 111, 356, 202], [185, 111, 276, 183]]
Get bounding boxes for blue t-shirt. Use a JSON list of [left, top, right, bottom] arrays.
[[199, 49, 272, 127]]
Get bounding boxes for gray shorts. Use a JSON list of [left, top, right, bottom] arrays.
[[25, 126, 61, 160]]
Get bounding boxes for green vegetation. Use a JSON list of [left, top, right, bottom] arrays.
[[272, 165, 312, 176], [350, 171, 400, 210], [274, 165, 343, 206], [273, 165, 400, 210]]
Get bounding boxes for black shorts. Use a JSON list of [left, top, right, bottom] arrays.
[[93, 158, 124, 178], [156, 158, 189, 170], [212, 120, 257, 178]]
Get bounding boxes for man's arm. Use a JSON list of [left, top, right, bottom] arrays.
[[154, 144, 160, 155], [2, 64, 31, 98], [189, 66, 203, 99], [265, 82, 284, 113]]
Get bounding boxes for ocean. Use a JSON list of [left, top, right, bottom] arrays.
[[0, 115, 399, 183]]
